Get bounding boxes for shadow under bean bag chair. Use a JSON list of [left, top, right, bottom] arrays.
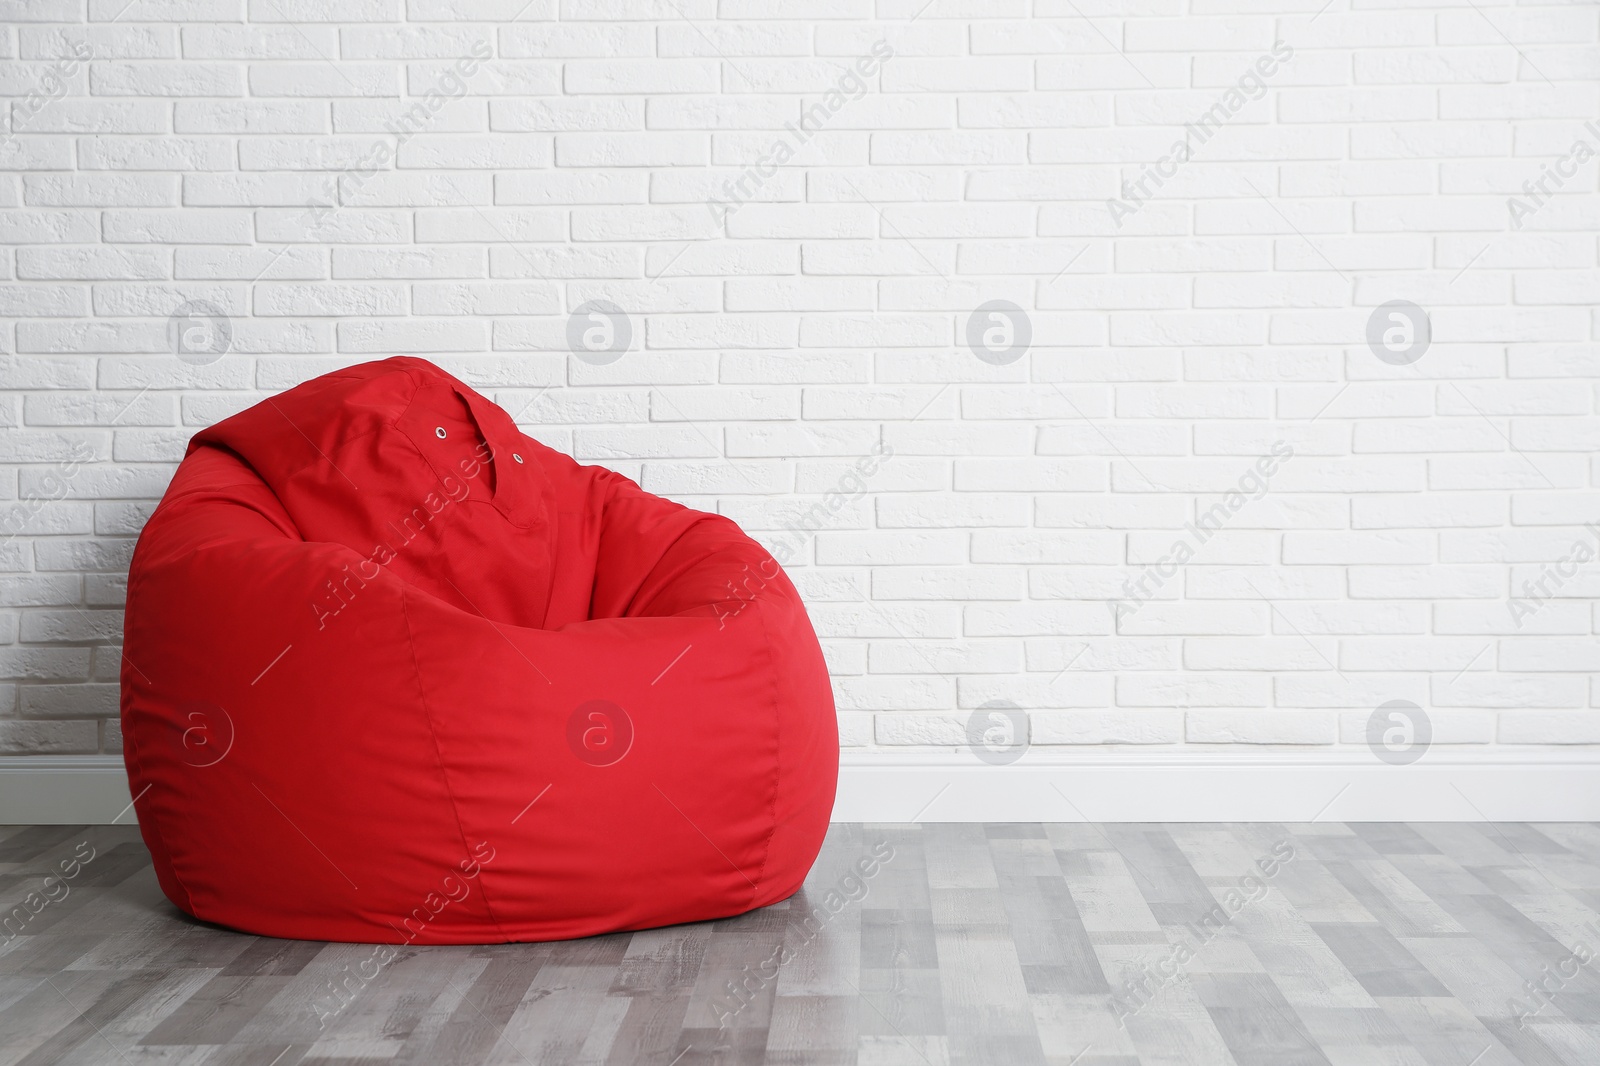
[[120, 357, 838, 943]]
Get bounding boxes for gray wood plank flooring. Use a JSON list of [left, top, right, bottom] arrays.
[[3, 822, 1599, 1065]]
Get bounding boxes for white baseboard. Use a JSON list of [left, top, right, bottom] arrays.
[[0, 757, 142, 826], [5, 751, 1600, 825], [833, 749, 1600, 822]]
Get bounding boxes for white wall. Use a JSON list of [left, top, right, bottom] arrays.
[[1, 2, 1598, 802]]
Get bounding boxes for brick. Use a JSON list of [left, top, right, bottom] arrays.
[[1337, 709, 1495, 746], [1437, 673, 1587, 709], [868, 641, 1021, 675], [1184, 638, 1327, 672], [815, 531, 965, 567], [564, 61, 718, 95], [1187, 710, 1337, 745], [91, 62, 242, 97], [337, 319, 485, 353], [24, 174, 176, 207], [1499, 712, 1600, 745], [958, 674, 1112, 710], [173, 100, 325, 134], [0, 647, 91, 681], [1282, 532, 1434, 566], [871, 567, 1022, 601], [0, 718, 97, 754], [1032, 710, 1182, 745], [1119, 673, 1271, 707], [183, 25, 337, 60], [248, 64, 395, 97]]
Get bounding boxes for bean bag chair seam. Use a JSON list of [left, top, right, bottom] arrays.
[[156, 448, 307, 540], [258, 401, 389, 489], [120, 548, 203, 917], [392, 368, 549, 537], [611, 512, 725, 617], [392, 372, 460, 494], [750, 595, 781, 903], [397, 586, 512, 942], [118, 649, 197, 917], [197, 364, 442, 501]]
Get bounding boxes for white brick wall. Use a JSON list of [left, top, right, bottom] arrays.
[[1, 1, 1597, 761]]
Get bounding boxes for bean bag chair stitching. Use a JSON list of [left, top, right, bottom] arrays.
[[398, 419, 475, 513], [748, 595, 782, 900], [614, 514, 726, 617], [395, 381, 486, 497], [261, 397, 381, 493], [226, 367, 551, 625], [654, 615, 775, 910], [378, 437, 544, 626], [217, 366, 424, 498], [592, 525, 788, 902], [592, 512, 782, 903], [407, 375, 551, 535], [118, 681, 197, 916], [122, 533, 230, 922], [150, 457, 300, 535], [425, 566, 557, 688], [398, 588, 512, 942], [120, 476, 373, 923], [391, 373, 561, 623]]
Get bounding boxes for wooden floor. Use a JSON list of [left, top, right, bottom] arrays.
[[3, 822, 1600, 1065]]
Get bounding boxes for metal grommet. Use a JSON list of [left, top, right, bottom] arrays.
[[513, 453, 523, 464], [435, 427, 447, 439]]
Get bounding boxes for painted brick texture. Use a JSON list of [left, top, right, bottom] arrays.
[[0, 2, 1596, 760]]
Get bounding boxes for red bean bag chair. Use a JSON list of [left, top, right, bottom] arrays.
[[120, 356, 837, 943]]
